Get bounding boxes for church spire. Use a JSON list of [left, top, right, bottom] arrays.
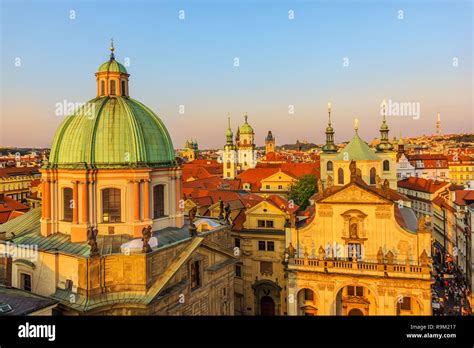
[[323, 103, 337, 153], [110, 38, 115, 60], [376, 100, 394, 152], [225, 114, 234, 147], [322, 102, 337, 153]]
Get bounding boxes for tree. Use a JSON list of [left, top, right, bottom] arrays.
[[288, 174, 317, 210]]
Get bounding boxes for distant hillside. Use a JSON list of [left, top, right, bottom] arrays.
[[278, 142, 319, 151]]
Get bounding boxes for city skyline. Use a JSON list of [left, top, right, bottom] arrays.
[[1, 0, 472, 149]]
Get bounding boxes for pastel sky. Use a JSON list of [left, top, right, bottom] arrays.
[[1, 0, 472, 149]]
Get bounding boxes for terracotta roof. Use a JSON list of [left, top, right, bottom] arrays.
[[0, 167, 40, 178], [30, 179, 41, 187], [397, 177, 450, 193], [0, 196, 29, 223], [267, 194, 299, 214], [454, 190, 474, 206], [447, 154, 474, 163], [238, 163, 319, 192]]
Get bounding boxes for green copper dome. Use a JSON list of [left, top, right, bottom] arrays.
[[240, 115, 253, 134], [98, 59, 128, 74], [48, 97, 176, 169]]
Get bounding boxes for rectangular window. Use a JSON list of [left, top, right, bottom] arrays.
[[356, 286, 364, 297], [153, 185, 165, 219], [265, 220, 274, 228], [102, 188, 121, 222], [278, 185, 283, 190], [235, 265, 242, 278], [267, 241, 275, 251], [257, 220, 265, 228], [190, 261, 201, 290], [234, 238, 240, 248], [258, 241, 266, 251], [265, 185, 270, 189], [347, 286, 355, 296], [21, 273, 31, 292], [63, 188, 73, 221]]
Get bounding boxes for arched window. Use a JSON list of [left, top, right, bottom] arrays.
[[100, 80, 105, 96], [383, 160, 390, 171], [110, 80, 116, 95], [370, 167, 376, 185], [226, 161, 231, 169], [121, 80, 126, 96], [338, 168, 344, 185], [102, 188, 121, 222], [327, 161, 333, 172], [153, 185, 165, 219], [63, 187, 73, 221]]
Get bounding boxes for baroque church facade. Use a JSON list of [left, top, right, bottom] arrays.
[[230, 104, 432, 316]]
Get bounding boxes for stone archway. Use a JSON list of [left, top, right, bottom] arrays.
[[335, 284, 376, 316], [348, 308, 364, 316], [296, 288, 318, 315], [395, 296, 423, 315], [252, 280, 282, 316]]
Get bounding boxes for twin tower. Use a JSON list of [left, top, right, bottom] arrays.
[[223, 115, 257, 179]]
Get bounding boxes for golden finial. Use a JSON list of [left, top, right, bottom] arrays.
[[328, 102, 332, 125], [110, 38, 115, 59], [381, 99, 387, 121], [354, 118, 359, 133]]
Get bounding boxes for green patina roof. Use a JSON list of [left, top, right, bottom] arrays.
[[98, 59, 128, 74], [240, 116, 253, 135], [48, 96, 176, 169], [334, 134, 379, 161]]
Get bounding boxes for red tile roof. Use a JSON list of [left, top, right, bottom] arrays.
[[454, 190, 474, 206], [0, 196, 29, 223], [397, 177, 450, 193], [238, 163, 319, 192], [0, 166, 40, 178]]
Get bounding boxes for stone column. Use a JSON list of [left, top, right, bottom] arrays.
[[133, 181, 140, 222], [80, 181, 88, 225], [72, 181, 79, 224], [143, 180, 150, 220], [43, 180, 51, 219]]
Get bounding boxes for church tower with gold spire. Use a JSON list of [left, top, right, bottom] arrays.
[[223, 115, 237, 179], [375, 100, 397, 189], [320, 103, 339, 188]]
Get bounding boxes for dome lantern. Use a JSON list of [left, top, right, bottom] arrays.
[[95, 39, 130, 98]]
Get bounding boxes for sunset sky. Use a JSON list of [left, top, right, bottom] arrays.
[[1, 0, 472, 149]]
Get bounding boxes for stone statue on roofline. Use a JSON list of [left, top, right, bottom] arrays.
[[87, 226, 99, 257], [188, 205, 198, 237], [317, 178, 323, 195], [318, 245, 325, 261], [224, 203, 231, 224], [327, 175, 333, 189], [376, 175, 382, 189], [377, 247, 384, 264], [142, 225, 152, 253], [218, 198, 224, 219], [386, 250, 394, 264], [349, 160, 357, 182]]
